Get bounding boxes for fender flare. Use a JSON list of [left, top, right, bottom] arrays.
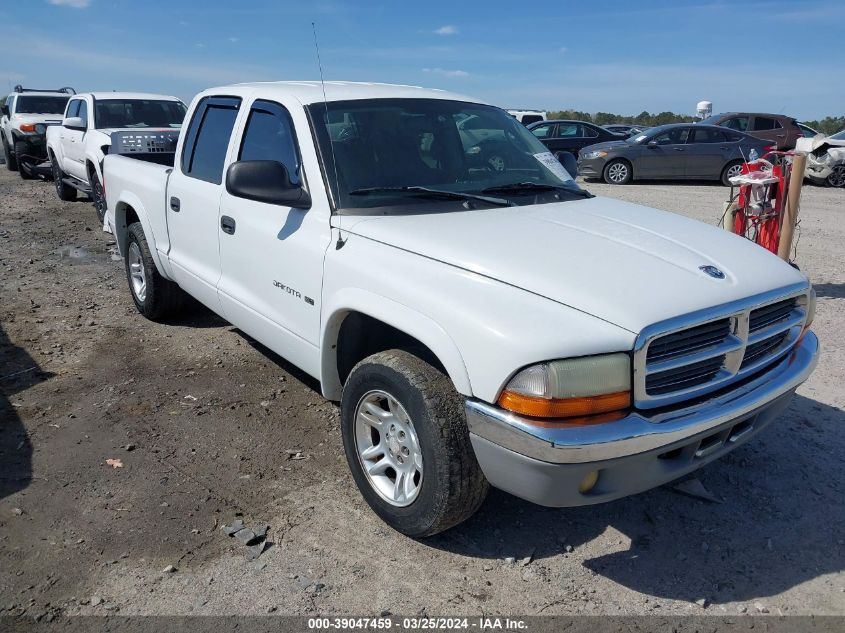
[[320, 288, 472, 400], [112, 191, 172, 280]]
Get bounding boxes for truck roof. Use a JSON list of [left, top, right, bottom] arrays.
[[80, 92, 184, 102], [207, 81, 485, 106]]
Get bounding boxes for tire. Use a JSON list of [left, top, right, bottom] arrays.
[[51, 154, 77, 201], [14, 141, 35, 179], [90, 170, 107, 223], [341, 350, 489, 537], [721, 160, 744, 187], [3, 137, 18, 171], [826, 165, 845, 188], [603, 159, 631, 185], [125, 222, 186, 321]]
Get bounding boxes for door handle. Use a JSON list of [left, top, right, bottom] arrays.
[[220, 215, 236, 235], [720, 147, 730, 150], [673, 147, 684, 151], [776, 134, 785, 138], [169, 196, 180, 212]]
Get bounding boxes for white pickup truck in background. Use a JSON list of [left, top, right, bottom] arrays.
[[103, 81, 818, 537], [46, 92, 186, 225]]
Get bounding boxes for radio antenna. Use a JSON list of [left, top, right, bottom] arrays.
[[312, 22, 345, 249]]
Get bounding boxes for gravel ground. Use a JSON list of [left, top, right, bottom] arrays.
[[1, 168, 843, 619]]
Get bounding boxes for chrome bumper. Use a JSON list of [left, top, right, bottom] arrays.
[[466, 332, 818, 465]]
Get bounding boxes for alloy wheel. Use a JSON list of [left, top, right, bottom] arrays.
[[607, 162, 629, 183], [127, 242, 147, 302]]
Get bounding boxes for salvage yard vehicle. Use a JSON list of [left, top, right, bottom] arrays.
[[103, 81, 818, 537], [527, 119, 621, 160], [698, 112, 803, 150], [799, 129, 845, 187], [1, 85, 74, 178], [45, 92, 187, 223], [578, 123, 772, 186]]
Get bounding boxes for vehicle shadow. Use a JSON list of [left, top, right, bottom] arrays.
[[427, 393, 845, 605], [813, 283, 845, 299], [0, 324, 53, 500]]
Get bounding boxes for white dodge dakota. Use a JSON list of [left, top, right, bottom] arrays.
[[103, 82, 818, 537]]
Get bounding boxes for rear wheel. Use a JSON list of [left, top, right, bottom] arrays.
[[721, 160, 744, 186], [14, 141, 35, 179], [51, 155, 77, 201], [125, 222, 186, 321], [341, 350, 488, 537], [603, 159, 631, 184], [3, 138, 17, 171], [826, 165, 845, 188]]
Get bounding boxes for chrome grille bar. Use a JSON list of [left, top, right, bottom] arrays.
[[633, 284, 810, 409]]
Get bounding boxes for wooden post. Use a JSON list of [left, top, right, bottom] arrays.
[[778, 153, 807, 261]]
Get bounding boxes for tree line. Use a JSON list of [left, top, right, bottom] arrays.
[[546, 110, 845, 135]]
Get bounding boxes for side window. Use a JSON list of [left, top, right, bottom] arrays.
[[180, 97, 241, 184], [653, 128, 688, 145], [581, 125, 599, 138], [556, 123, 580, 137], [238, 100, 301, 186], [65, 99, 80, 119], [77, 101, 88, 127], [689, 128, 723, 143], [530, 123, 554, 138], [723, 117, 749, 131], [752, 117, 778, 131]]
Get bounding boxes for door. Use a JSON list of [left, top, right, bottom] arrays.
[[166, 96, 241, 312], [61, 98, 87, 179], [638, 127, 690, 178], [685, 127, 733, 178], [547, 122, 584, 156], [749, 116, 786, 149], [217, 99, 329, 360]]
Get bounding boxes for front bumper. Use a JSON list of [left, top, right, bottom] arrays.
[[576, 156, 607, 178], [466, 332, 818, 507], [14, 134, 49, 161]]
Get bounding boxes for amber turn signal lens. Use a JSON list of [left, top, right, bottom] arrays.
[[19, 123, 37, 132], [497, 390, 631, 419]]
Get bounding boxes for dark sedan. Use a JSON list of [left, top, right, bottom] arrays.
[[527, 119, 622, 159], [577, 124, 773, 186]]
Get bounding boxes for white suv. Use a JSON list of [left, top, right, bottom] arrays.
[[1, 86, 74, 178]]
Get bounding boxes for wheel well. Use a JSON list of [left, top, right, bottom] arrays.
[[86, 161, 97, 182], [335, 312, 445, 387], [114, 202, 139, 253]]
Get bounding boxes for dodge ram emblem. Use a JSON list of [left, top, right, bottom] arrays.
[[699, 265, 725, 279]]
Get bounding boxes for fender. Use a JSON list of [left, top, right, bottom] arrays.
[[320, 287, 472, 401], [112, 190, 174, 280]]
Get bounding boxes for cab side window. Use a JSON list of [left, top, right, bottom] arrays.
[[180, 96, 241, 184], [77, 101, 88, 127], [238, 100, 302, 186]]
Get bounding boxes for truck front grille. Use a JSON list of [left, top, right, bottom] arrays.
[[635, 286, 809, 408]]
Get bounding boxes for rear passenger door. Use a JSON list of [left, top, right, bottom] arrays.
[[166, 96, 241, 313], [217, 98, 328, 364], [685, 127, 732, 178], [749, 116, 786, 149]]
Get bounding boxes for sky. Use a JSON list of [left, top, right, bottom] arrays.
[[2, 0, 843, 120]]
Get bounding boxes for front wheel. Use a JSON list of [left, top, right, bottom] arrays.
[[603, 159, 631, 184], [51, 155, 77, 201], [14, 141, 35, 179], [125, 222, 186, 321], [721, 160, 744, 186], [341, 350, 488, 537], [91, 172, 107, 222], [826, 165, 845, 188], [3, 138, 18, 171]]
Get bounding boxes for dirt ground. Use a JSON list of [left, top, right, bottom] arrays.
[[1, 167, 843, 619]]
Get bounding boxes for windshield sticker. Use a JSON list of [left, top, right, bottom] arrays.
[[633, 135, 647, 143], [533, 152, 573, 181]]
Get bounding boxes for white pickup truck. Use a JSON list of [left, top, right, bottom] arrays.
[[46, 91, 186, 225], [103, 82, 818, 537]]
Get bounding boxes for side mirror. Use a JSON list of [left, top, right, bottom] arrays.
[[225, 160, 311, 208], [557, 151, 578, 178], [647, 139, 658, 148], [0, 105, 9, 117], [63, 116, 86, 130]]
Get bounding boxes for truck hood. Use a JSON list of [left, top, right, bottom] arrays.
[[339, 197, 807, 333]]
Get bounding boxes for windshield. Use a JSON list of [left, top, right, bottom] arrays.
[[15, 95, 69, 115], [94, 99, 187, 129], [307, 98, 587, 213], [830, 130, 845, 141], [698, 114, 723, 125]]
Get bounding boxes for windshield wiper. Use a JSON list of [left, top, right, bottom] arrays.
[[349, 186, 513, 207], [481, 182, 594, 198]]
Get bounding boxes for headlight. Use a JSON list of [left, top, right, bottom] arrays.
[[581, 150, 608, 160], [35, 123, 46, 135], [498, 353, 631, 418]]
